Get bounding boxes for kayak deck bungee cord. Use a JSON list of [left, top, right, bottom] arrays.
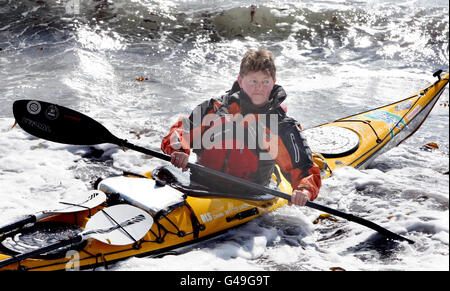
[[0, 71, 447, 271], [303, 71, 449, 176]]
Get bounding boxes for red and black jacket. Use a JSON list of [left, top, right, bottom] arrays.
[[161, 82, 321, 200]]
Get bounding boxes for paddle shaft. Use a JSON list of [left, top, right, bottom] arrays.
[[0, 215, 36, 235], [122, 140, 171, 162], [117, 139, 414, 244]]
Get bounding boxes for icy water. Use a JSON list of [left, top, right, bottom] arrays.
[[0, 0, 448, 271]]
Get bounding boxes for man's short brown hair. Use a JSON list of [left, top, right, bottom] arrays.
[[239, 49, 276, 80]]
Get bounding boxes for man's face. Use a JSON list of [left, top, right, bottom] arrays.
[[238, 71, 276, 107]]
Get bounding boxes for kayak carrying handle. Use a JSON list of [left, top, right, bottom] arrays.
[[433, 70, 443, 81]]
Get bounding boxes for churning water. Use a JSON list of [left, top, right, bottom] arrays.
[[0, 0, 448, 270]]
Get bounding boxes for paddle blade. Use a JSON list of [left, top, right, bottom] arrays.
[[43, 191, 107, 215], [84, 204, 153, 246], [13, 100, 120, 145]]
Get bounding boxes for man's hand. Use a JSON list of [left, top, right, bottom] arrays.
[[289, 189, 311, 206], [171, 151, 189, 172]]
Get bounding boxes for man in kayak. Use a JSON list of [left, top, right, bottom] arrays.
[[161, 49, 321, 207]]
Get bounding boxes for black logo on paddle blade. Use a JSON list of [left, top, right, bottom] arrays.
[[27, 101, 41, 115], [45, 105, 60, 120]]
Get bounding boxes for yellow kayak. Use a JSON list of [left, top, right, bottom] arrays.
[[0, 72, 447, 271], [305, 72, 449, 178]]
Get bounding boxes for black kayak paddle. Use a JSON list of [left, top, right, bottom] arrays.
[[12, 100, 415, 244]]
